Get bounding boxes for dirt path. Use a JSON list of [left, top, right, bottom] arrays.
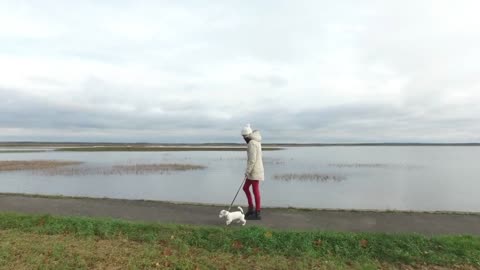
[[1, 194, 479, 235]]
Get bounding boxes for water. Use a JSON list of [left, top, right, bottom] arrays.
[[0, 146, 479, 212]]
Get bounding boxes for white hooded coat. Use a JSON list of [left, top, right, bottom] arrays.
[[245, 130, 264, 181]]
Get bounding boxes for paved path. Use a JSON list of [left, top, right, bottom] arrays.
[[1, 194, 479, 235]]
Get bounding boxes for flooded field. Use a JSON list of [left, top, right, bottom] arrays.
[[0, 146, 479, 212]]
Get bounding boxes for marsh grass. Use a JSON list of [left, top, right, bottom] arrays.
[[274, 173, 346, 182], [0, 150, 47, 153], [329, 163, 423, 170], [0, 160, 206, 176], [0, 160, 83, 172], [34, 163, 206, 176]]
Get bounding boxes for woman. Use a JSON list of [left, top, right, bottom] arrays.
[[241, 124, 264, 220]]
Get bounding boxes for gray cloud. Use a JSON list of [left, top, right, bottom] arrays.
[[1, 1, 479, 143]]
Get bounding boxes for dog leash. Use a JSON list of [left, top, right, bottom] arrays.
[[228, 176, 247, 212]]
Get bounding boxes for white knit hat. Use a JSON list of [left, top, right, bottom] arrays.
[[241, 123, 253, 136]]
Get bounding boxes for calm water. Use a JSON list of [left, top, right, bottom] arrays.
[[0, 147, 479, 212]]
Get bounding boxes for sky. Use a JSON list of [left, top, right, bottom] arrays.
[[1, 0, 479, 143]]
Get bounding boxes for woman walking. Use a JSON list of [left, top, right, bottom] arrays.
[[241, 124, 264, 220]]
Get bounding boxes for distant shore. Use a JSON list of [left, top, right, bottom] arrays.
[[0, 143, 282, 152], [2, 141, 479, 153], [1, 141, 479, 147]]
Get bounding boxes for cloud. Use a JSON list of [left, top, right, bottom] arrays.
[[0, 0, 479, 142]]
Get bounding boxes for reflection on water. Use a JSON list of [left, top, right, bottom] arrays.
[[0, 146, 479, 212]]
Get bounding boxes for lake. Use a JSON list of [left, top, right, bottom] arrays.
[[0, 146, 479, 212]]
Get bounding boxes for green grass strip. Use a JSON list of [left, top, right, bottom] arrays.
[[0, 212, 479, 267]]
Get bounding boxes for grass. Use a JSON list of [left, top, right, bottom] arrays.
[[328, 163, 423, 170], [273, 173, 347, 182], [0, 161, 205, 175], [0, 160, 83, 172], [35, 163, 206, 176], [0, 212, 479, 269], [0, 150, 48, 153], [112, 164, 206, 171]]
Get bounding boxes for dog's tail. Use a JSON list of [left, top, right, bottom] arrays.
[[237, 206, 244, 214]]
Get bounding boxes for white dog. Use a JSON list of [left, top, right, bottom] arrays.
[[219, 206, 246, 226]]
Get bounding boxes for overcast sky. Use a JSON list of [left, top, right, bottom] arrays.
[[1, 1, 479, 143]]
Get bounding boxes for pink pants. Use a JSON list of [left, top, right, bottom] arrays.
[[243, 179, 261, 211]]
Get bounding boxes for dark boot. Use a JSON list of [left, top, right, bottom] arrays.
[[246, 210, 261, 220], [245, 207, 254, 218]]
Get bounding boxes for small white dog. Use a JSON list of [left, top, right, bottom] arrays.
[[219, 206, 247, 226]]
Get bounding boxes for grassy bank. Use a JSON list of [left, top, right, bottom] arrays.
[[0, 213, 479, 269]]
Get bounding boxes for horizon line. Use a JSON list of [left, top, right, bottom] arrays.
[[1, 141, 480, 146]]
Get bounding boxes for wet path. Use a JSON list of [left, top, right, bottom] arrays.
[[1, 194, 479, 235]]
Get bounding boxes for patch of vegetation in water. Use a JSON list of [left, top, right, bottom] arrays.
[[0, 160, 83, 172], [273, 173, 346, 182], [33, 163, 206, 176], [329, 163, 423, 170]]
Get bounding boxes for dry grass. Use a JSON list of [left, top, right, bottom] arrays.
[[0, 230, 336, 270], [0, 160, 82, 172], [35, 163, 206, 176], [0, 229, 351, 270], [0, 160, 206, 176], [114, 164, 205, 171], [0, 229, 153, 269], [2, 229, 476, 270], [328, 163, 423, 170], [273, 173, 346, 182]]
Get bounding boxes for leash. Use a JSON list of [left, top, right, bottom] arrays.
[[228, 176, 247, 212]]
